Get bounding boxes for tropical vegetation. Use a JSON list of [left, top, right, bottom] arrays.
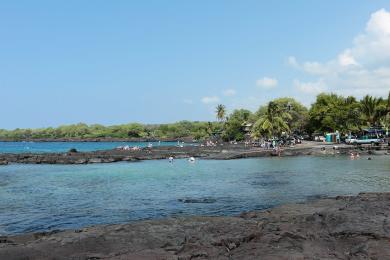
[[1, 92, 389, 141]]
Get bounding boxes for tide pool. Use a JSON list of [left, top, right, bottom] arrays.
[[0, 156, 389, 235]]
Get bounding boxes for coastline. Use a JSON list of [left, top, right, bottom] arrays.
[[0, 141, 388, 165], [0, 137, 195, 143], [1, 192, 389, 259]]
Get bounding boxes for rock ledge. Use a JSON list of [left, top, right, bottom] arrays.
[[1, 192, 390, 259]]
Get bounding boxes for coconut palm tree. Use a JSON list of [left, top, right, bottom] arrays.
[[381, 91, 390, 135], [360, 95, 387, 127], [216, 104, 226, 122], [251, 101, 292, 139]]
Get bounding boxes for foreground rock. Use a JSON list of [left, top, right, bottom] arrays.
[[0, 142, 388, 164], [0, 160, 8, 165], [1, 192, 390, 259]]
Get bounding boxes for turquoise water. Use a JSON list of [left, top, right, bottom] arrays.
[[0, 141, 184, 153], [1, 156, 390, 235]]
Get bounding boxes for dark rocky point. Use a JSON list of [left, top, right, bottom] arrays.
[[68, 148, 78, 153], [178, 198, 217, 204]]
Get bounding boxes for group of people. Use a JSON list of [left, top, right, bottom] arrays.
[[254, 140, 280, 149], [168, 156, 195, 163], [350, 152, 360, 159], [244, 138, 302, 149], [349, 152, 373, 160], [116, 145, 141, 151], [200, 140, 218, 147], [176, 141, 185, 148], [116, 142, 155, 151]]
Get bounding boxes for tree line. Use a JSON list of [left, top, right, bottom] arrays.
[[0, 121, 221, 141], [1, 92, 389, 141], [216, 92, 390, 141]]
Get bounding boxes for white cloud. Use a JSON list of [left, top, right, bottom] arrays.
[[201, 96, 220, 104], [290, 8, 390, 98], [293, 79, 327, 94], [338, 49, 358, 67], [366, 8, 390, 35], [303, 61, 331, 75], [256, 77, 278, 89], [223, 89, 236, 96]]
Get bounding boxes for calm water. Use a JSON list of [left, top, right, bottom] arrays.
[[0, 156, 389, 235], [0, 141, 184, 153]]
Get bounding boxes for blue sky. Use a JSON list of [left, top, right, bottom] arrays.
[[1, 1, 390, 129]]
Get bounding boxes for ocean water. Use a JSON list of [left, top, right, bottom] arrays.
[[0, 141, 185, 153], [0, 156, 389, 235]]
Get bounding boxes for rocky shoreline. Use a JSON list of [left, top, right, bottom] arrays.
[[0, 137, 195, 142], [0, 142, 388, 165], [1, 192, 390, 259]]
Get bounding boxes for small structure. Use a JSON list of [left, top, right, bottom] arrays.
[[325, 131, 340, 143], [242, 122, 253, 140]]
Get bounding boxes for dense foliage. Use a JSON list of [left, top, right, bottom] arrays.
[[308, 94, 361, 134], [251, 101, 292, 139], [308, 93, 390, 135], [222, 109, 253, 141], [254, 98, 309, 135], [1, 92, 389, 141], [0, 121, 222, 141]]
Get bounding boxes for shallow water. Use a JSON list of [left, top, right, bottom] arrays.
[[0, 156, 389, 235], [0, 141, 184, 153]]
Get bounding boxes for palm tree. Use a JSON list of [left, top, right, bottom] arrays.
[[251, 101, 292, 139], [387, 91, 390, 112], [216, 104, 226, 122], [360, 95, 387, 127], [380, 114, 390, 136], [381, 91, 390, 135]]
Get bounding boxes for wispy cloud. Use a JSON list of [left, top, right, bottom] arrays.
[[293, 79, 327, 94], [201, 96, 220, 104], [256, 77, 278, 89]]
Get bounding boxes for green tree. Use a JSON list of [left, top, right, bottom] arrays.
[[251, 101, 292, 139], [308, 93, 361, 134], [222, 109, 253, 141], [256, 97, 308, 134], [360, 95, 387, 127], [380, 91, 390, 135]]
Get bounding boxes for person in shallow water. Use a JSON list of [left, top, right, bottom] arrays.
[[169, 156, 174, 163], [350, 152, 360, 159]]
